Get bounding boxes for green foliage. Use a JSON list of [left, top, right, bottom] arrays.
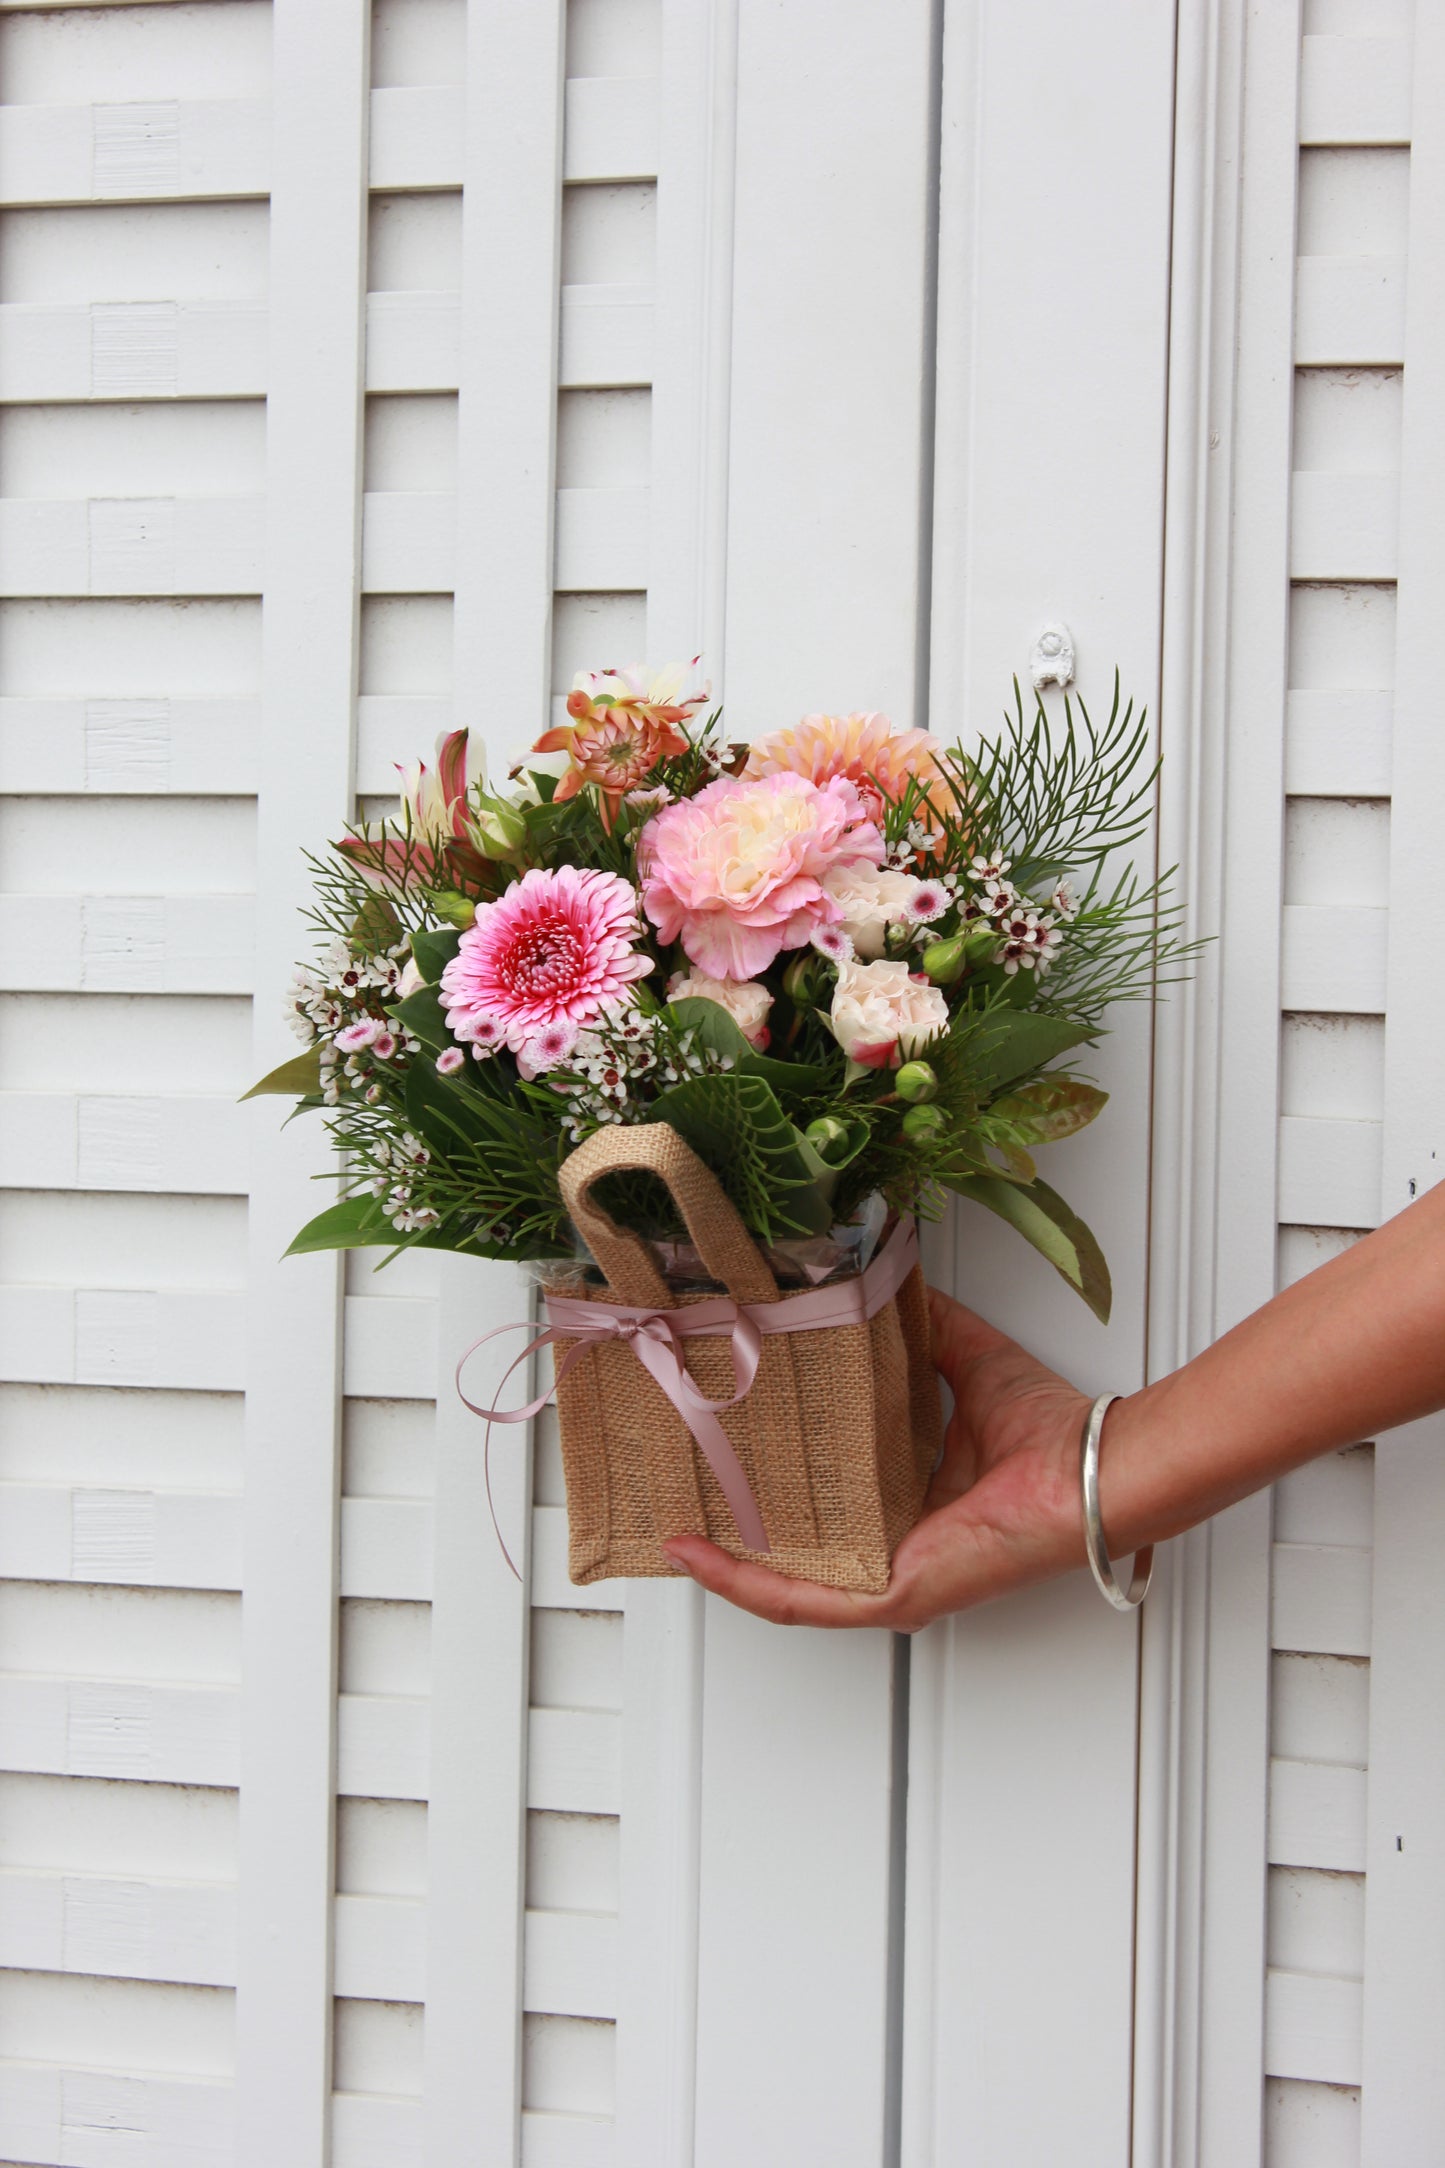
[[667, 997, 828, 1099], [960, 675, 1156, 881], [387, 984, 451, 1053], [987, 1075, 1108, 1144], [950, 1174, 1113, 1323], [410, 926, 462, 983], [243, 1048, 322, 1100], [649, 1075, 835, 1237], [964, 1009, 1096, 1095], [285, 1194, 393, 1255]]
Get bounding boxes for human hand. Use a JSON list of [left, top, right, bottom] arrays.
[[662, 1285, 1092, 1629]]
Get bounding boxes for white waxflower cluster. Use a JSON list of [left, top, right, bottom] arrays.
[[885, 822, 963, 879], [364, 1130, 439, 1232], [554, 1008, 727, 1143], [557, 1010, 664, 1140], [284, 940, 407, 1045], [962, 855, 1066, 977]]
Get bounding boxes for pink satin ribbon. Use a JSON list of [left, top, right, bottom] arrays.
[[456, 1213, 921, 1578]]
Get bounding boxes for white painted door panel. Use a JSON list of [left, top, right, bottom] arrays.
[[904, 7, 1176, 2160]]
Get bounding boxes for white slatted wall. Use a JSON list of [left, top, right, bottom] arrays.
[[0, 5, 267, 2158], [1143, 0, 1445, 2159], [0, 0, 669, 2158], [6, 2, 1445, 2163], [1266, 2, 1410, 2154]]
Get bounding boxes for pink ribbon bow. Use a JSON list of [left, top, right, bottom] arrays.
[[456, 1214, 921, 1578]]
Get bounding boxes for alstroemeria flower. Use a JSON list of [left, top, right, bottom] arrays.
[[529, 659, 711, 830], [337, 727, 486, 890]]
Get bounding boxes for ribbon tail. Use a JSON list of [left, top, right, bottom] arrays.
[[456, 1323, 575, 1585], [630, 1330, 771, 1555]]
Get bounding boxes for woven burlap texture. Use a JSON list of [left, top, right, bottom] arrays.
[[550, 1122, 942, 1594]]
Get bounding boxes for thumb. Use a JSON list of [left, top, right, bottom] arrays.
[[926, 1283, 1015, 1398]]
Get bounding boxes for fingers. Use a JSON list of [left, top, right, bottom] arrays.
[[662, 1535, 895, 1629]]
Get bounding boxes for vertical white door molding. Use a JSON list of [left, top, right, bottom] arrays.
[[237, 2, 370, 2160], [1360, 6, 1445, 2158], [422, 8, 565, 2165], [614, 2, 740, 2159], [904, 4, 1176, 2160], [1135, 3, 1301, 2163], [690, 6, 938, 2163]]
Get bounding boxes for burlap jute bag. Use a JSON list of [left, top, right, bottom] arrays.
[[548, 1122, 943, 1593]]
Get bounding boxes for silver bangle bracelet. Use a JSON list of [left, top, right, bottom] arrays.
[[1080, 1392, 1154, 1611]]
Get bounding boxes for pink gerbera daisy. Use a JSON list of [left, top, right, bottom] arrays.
[[439, 866, 653, 1053]]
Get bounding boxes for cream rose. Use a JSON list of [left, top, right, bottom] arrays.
[[821, 863, 927, 958], [667, 970, 773, 1049], [828, 958, 948, 1068]]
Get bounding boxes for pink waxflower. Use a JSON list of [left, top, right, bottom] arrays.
[[436, 1046, 465, 1074], [638, 772, 884, 980], [517, 1020, 581, 1080], [334, 1017, 382, 1053], [439, 866, 653, 1053], [743, 711, 962, 828]]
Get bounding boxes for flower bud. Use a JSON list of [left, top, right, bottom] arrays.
[[804, 1115, 852, 1162], [430, 890, 477, 930], [920, 933, 968, 985], [894, 1060, 938, 1104], [472, 796, 529, 859], [962, 924, 1002, 965], [901, 1101, 947, 1141], [783, 953, 818, 1004]]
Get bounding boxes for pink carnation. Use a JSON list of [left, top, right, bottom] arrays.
[[638, 772, 884, 980], [439, 866, 653, 1052]]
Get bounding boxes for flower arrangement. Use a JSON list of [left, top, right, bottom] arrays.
[[250, 660, 1181, 1322]]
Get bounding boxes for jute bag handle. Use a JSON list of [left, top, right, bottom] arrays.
[[557, 1122, 782, 1309]]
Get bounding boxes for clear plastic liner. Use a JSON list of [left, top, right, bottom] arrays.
[[525, 1190, 891, 1299]]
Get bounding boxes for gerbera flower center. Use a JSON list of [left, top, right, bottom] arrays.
[[499, 913, 586, 995]]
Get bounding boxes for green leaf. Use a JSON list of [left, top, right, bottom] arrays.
[[969, 1010, 1095, 1095], [242, 1048, 322, 1100], [650, 1073, 834, 1237], [668, 996, 827, 1097], [988, 1076, 1108, 1144], [951, 1174, 1112, 1323], [387, 983, 452, 1053], [285, 1194, 392, 1256], [350, 893, 402, 950], [410, 926, 462, 983], [668, 995, 750, 1059], [403, 1054, 491, 1156]]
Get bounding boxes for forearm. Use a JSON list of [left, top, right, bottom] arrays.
[[1100, 1183, 1445, 1558]]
